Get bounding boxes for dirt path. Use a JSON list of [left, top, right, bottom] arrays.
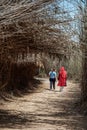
[[0, 78, 87, 130]]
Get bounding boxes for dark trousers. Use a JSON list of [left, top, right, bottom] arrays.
[[49, 78, 56, 89]]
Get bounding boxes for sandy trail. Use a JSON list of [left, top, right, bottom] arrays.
[[0, 78, 87, 130]]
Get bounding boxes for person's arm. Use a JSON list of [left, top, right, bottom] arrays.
[[49, 72, 51, 76], [55, 72, 57, 81]]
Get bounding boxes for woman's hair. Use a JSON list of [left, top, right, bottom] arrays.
[[53, 68, 55, 71]]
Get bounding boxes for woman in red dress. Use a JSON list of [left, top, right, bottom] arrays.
[[57, 66, 67, 92]]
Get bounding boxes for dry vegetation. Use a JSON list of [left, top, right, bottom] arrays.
[[0, 0, 85, 104]]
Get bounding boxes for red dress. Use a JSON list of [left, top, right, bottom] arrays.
[[57, 67, 67, 87]]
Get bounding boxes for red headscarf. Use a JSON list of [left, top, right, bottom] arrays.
[[57, 66, 67, 86], [59, 67, 66, 78]]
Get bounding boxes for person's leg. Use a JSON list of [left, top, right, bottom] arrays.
[[61, 87, 64, 91], [59, 86, 64, 92], [50, 81, 52, 90], [53, 80, 55, 90], [59, 87, 61, 92]]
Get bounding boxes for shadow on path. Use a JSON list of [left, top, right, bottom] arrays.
[[0, 79, 87, 130]]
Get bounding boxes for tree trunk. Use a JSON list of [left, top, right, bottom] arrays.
[[81, 6, 87, 101]]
